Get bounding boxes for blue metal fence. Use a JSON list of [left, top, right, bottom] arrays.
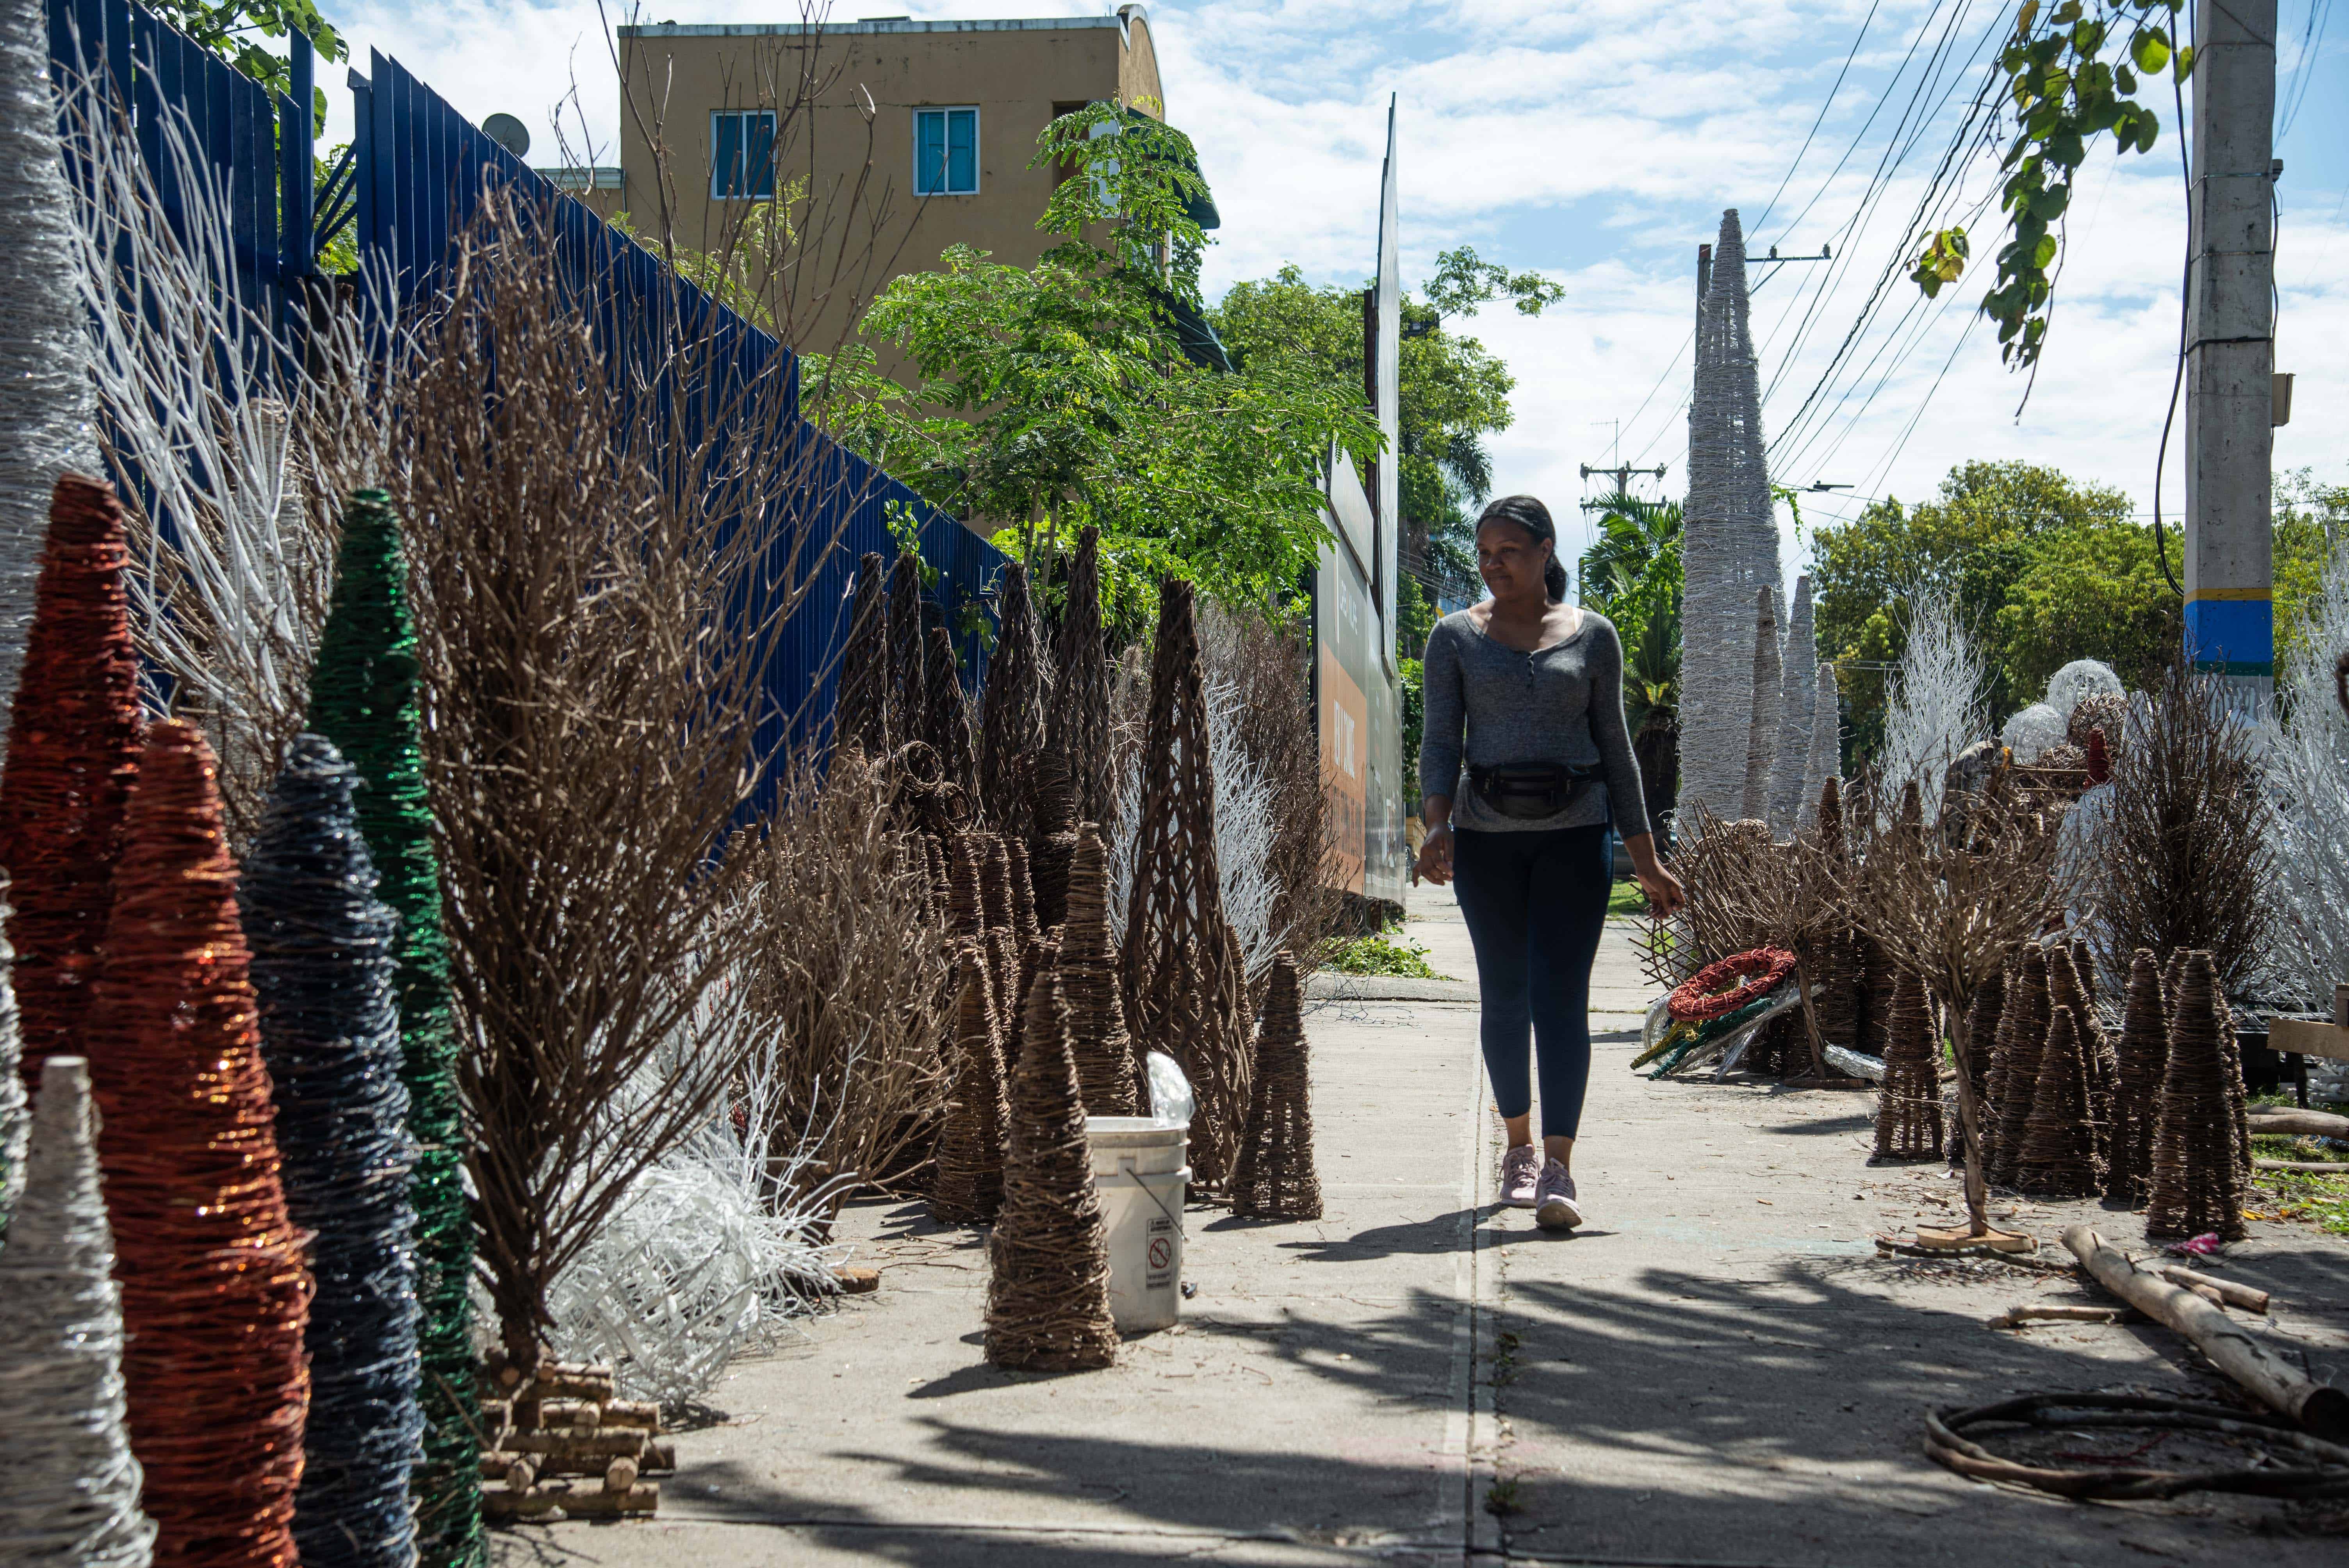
[[48, 1, 1002, 802]]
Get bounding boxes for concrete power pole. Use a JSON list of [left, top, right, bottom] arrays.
[[2183, 0, 2278, 713]]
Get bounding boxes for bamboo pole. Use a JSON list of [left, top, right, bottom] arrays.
[[2247, 1109, 2349, 1139], [2064, 1226, 2345, 1437], [2155, 1263, 2269, 1313]]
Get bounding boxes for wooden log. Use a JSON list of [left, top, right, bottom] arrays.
[[644, 1441, 676, 1473], [834, 1265, 881, 1294], [504, 1454, 538, 1494], [521, 1371, 617, 1402], [602, 1400, 659, 1429], [2247, 1108, 2349, 1139], [2258, 1159, 2349, 1173], [1987, 1303, 2137, 1329], [555, 1482, 658, 1518], [482, 1487, 564, 1523], [604, 1456, 640, 1493], [2155, 1263, 2270, 1314], [509, 1428, 648, 1460], [572, 1402, 602, 1433], [2270, 1019, 2349, 1065], [2063, 1225, 2348, 1438]]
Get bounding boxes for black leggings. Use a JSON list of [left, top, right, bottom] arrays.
[[1451, 823, 1613, 1140]]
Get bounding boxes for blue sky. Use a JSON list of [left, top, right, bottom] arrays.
[[324, 0, 2349, 576]]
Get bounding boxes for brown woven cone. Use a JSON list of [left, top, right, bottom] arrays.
[[1872, 969, 1942, 1162], [1049, 526, 1117, 837], [2045, 944, 2115, 1165], [1811, 930, 1859, 1052], [923, 835, 952, 923], [977, 560, 1050, 837], [986, 970, 1119, 1370], [1857, 934, 1895, 1057], [1059, 825, 1142, 1115], [1025, 740, 1080, 930], [2216, 990, 2252, 1180], [947, 834, 985, 942], [1979, 957, 2020, 1177], [2144, 951, 2246, 1240], [888, 550, 928, 741], [923, 627, 978, 795], [979, 833, 1014, 932], [1005, 837, 1040, 948], [1989, 948, 2051, 1187], [2068, 939, 2098, 1006], [838, 552, 893, 755], [1006, 934, 1060, 1081], [2106, 949, 2166, 1205], [930, 951, 1011, 1226], [1232, 953, 1321, 1219], [1953, 969, 2005, 1162], [2016, 1004, 2101, 1199], [1817, 776, 1846, 860]]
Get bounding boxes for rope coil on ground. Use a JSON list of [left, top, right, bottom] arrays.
[[1926, 1392, 2349, 1501], [1669, 947, 1798, 1023]]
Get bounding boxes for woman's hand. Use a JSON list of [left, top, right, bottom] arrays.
[[1636, 862, 1686, 917], [1415, 823, 1455, 886]]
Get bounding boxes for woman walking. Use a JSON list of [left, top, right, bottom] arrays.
[[1415, 495, 1684, 1230]]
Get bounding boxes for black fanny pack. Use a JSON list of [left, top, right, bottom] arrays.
[[1468, 761, 1601, 821]]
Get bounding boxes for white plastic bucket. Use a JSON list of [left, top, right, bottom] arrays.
[[1085, 1117, 1189, 1333]]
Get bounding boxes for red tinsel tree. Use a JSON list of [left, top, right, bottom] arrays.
[[85, 719, 311, 1567], [0, 474, 143, 1087]]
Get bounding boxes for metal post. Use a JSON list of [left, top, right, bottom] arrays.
[[280, 29, 315, 278], [2183, 0, 2277, 714]]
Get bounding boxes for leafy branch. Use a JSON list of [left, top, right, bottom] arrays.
[[148, 0, 346, 120], [1910, 0, 2194, 366]]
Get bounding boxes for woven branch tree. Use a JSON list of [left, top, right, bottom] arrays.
[[986, 969, 1119, 1371], [0, 1055, 155, 1567], [2016, 1003, 2100, 1200], [925, 626, 979, 796], [2106, 949, 2165, 1205], [978, 559, 1049, 834], [0, 0, 102, 749], [1989, 948, 2051, 1188], [1872, 969, 1942, 1162], [1123, 579, 1251, 1189], [837, 551, 892, 756], [2148, 953, 2250, 1242], [0, 475, 141, 1090], [1955, 968, 2005, 1163], [1026, 739, 1080, 932], [243, 736, 423, 1568], [1739, 585, 1781, 823], [1232, 952, 1320, 1219], [302, 488, 478, 1565], [1846, 770, 2065, 1236], [1050, 526, 1116, 836], [1059, 823, 1142, 1116], [1809, 779, 1861, 1051], [2046, 943, 2116, 1166], [930, 949, 1009, 1228], [888, 549, 928, 739], [1006, 836, 1041, 949], [85, 720, 310, 1566]]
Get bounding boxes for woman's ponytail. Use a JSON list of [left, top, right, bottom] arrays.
[[1476, 494, 1569, 604]]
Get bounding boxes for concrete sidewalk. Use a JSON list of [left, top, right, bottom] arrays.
[[501, 881, 2349, 1566]]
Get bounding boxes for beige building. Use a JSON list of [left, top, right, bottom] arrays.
[[558, 7, 1181, 354]]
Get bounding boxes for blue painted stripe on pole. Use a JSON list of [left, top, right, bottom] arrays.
[[2184, 597, 2274, 668]]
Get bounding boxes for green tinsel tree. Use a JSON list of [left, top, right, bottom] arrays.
[[306, 490, 481, 1566]]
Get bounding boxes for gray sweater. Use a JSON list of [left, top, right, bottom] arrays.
[[1419, 608, 1650, 837]]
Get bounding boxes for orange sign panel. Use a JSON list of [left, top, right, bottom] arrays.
[[1319, 643, 1367, 895]]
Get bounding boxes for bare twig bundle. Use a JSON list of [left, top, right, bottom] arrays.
[[740, 749, 954, 1209], [930, 950, 1009, 1228], [1232, 953, 1320, 1219], [980, 833, 1019, 1014], [978, 561, 1050, 836], [2144, 951, 2246, 1240], [1005, 838, 1041, 949], [888, 550, 928, 733], [2046, 944, 2116, 1166], [986, 972, 1119, 1371], [1059, 825, 1142, 1117], [1049, 527, 1116, 837], [923, 628, 979, 798], [1989, 949, 2051, 1188], [2068, 691, 2128, 752], [2107, 950, 2166, 1206], [1848, 770, 2066, 1231], [837, 552, 892, 756], [1873, 969, 1943, 1162], [2016, 1004, 2101, 1199], [1662, 807, 1780, 977], [390, 190, 850, 1371], [1123, 581, 1251, 1189], [2084, 657, 2274, 996]]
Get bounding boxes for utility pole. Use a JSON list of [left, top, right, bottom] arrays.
[[1578, 462, 1668, 506], [2184, 0, 2278, 713]]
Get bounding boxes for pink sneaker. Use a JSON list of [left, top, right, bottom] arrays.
[[1499, 1145, 1540, 1208], [1535, 1162, 1582, 1231]]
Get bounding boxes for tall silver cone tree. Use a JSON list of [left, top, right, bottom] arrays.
[[0, 0, 100, 750], [1769, 574, 1818, 834], [1798, 662, 1841, 830], [1677, 209, 1782, 826], [1739, 585, 1781, 823]]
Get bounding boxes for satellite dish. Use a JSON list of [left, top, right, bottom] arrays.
[[483, 113, 531, 159]]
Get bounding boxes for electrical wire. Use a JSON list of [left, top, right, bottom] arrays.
[[2148, 54, 2192, 599], [1754, 0, 1887, 236]]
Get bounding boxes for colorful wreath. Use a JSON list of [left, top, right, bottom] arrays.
[[1668, 947, 1798, 1022]]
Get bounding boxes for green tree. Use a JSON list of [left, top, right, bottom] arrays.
[[1209, 248, 1558, 593], [1577, 494, 1682, 740], [151, 0, 344, 119], [809, 104, 1376, 616]]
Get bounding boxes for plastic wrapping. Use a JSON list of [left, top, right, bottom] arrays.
[[1146, 1051, 1194, 1129], [2001, 702, 2067, 763], [2044, 659, 2123, 721]]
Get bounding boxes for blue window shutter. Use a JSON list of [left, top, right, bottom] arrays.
[[712, 112, 742, 197], [947, 108, 976, 193], [746, 112, 776, 198], [915, 109, 943, 194]]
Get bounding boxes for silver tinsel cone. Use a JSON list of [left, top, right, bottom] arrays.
[[1769, 574, 1818, 834]]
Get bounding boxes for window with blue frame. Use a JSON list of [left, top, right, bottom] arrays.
[[913, 107, 979, 196], [710, 110, 776, 200]]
